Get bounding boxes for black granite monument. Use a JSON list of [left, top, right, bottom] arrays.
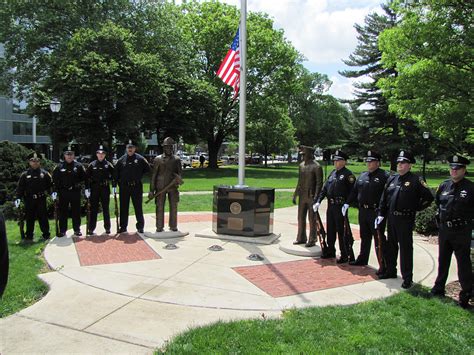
[[213, 186, 275, 236]]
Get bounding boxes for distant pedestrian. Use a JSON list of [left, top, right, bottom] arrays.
[[199, 154, 206, 168]]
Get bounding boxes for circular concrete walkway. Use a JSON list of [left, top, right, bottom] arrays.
[[1, 206, 453, 354]]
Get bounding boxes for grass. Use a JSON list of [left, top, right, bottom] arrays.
[[161, 286, 473, 354]]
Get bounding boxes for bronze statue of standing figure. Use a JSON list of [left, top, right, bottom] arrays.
[[292, 146, 323, 247], [149, 137, 183, 232]]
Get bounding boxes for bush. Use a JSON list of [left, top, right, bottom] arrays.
[[0, 141, 55, 219], [415, 203, 438, 236]]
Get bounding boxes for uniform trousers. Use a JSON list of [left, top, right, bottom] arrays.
[[326, 203, 346, 258], [89, 185, 111, 232], [24, 196, 50, 238], [119, 183, 144, 230], [385, 215, 415, 281], [58, 189, 81, 233], [357, 208, 386, 265]]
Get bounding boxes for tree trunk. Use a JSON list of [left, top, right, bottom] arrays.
[[264, 146, 268, 168], [207, 133, 224, 169]]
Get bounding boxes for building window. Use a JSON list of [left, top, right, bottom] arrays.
[[13, 122, 32, 135]]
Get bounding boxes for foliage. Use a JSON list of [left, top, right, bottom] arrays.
[[415, 200, 438, 235], [340, 3, 425, 169], [378, 0, 474, 154]]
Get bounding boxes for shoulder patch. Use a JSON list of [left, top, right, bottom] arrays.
[[348, 175, 355, 183]]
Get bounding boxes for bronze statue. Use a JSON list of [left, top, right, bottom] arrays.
[[292, 146, 323, 247], [149, 137, 183, 232]]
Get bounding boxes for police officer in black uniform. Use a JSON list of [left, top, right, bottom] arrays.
[[52, 145, 86, 237], [313, 150, 356, 263], [116, 140, 150, 233], [431, 155, 473, 308], [345, 151, 389, 270], [377, 150, 434, 288], [85, 145, 116, 235], [15, 152, 52, 241]]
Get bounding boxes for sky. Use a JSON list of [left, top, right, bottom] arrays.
[[221, 0, 384, 99]]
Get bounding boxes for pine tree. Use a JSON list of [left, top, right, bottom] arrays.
[[340, 3, 422, 171]]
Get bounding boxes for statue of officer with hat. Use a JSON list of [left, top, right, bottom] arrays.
[[376, 150, 434, 289], [292, 145, 323, 247], [52, 144, 86, 237], [430, 154, 473, 308], [84, 144, 116, 235], [15, 151, 52, 241], [116, 139, 150, 233], [149, 137, 183, 233], [313, 149, 356, 262]]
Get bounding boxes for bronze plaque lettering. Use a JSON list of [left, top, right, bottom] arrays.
[[228, 217, 243, 230]]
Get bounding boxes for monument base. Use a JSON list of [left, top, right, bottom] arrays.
[[143, 231, 189, 239], [195, 228, 280, 245], [279, 239, 322, 257]]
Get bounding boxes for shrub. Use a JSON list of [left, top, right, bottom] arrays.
[[415, 202, 438, 236]]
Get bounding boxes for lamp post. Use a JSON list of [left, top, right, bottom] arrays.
[[49, 98, 61, 161], [422, 131, 429, 181]]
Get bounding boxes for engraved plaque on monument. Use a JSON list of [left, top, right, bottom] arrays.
[[212, 185, 275, 236]]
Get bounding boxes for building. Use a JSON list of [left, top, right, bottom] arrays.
[[0, 96, 52, 157]]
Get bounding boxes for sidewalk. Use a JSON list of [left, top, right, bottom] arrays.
[[0, 205, 455, 354]]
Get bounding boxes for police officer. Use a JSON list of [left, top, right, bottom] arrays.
[[52, 145, 86, 237], [15, 152, 52, 241], [313, 150, 356, 262], [376, 150, 434, 288], [116, 140, 150, 233], [149, 137, 183, 232], [345, 151, 389, 271], [85, 145, 116, 235], [430, 155, 473, 308], [292, 145, 323, 247]]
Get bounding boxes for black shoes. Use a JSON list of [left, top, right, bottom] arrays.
[[378, 272, 397, 280], [105, 230, 111, 234], [118, 228, 127, 233], [430, 289, 445, 298], [74, 231, 82, 237], [58, 232, 66, 238], [401, 280, 413, 289], [170, 228, 178, 232], [349, 259, 368, 266], [321, 252, 336, 259], [336, 257, 349, 264], [156, 228, 164, 233], [137, 229, 144, 234]]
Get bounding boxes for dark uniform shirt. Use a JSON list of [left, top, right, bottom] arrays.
[[315, 166, 355, 204], [85, 160, 116, 188], [379, 171, 434, 216], [116, 153, 150, 184], [436, 178, 474, 227], [347, 168, 389, 207], [52, 161, 86, 191], [16, 168, 52, 198]]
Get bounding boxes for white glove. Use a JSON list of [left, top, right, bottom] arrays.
[[85, 189, 91, 198], [341, 204, 349, 216], [51, 192, 57, 201], [374, 216, 384, 229], [312, 202, 320, 212], [14, 199, 21, 208], [112, 187, 117, 194]]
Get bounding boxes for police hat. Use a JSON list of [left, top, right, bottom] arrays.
[[365, 150, 381, 162], [126, 139, 136, 148], [448, 154, 470, 169], [96, 144, 107, 154], [162, 137, 176, 146], [63, 144, 76, 155], [396, 150, 415, 164], [332, 150, 349, 161], [27, 151, 42, 161]]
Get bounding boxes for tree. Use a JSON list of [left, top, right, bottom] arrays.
[[247, 95, 296, 167], [378, 0, 473, 154], [179, 1, 304, 168], [340, 3, 424, 168]]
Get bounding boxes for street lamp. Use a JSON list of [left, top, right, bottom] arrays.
[[422, 131, 430, 181], [49, 98, 61, 161]]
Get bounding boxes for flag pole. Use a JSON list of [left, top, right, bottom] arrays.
[[237, 0, 247, 187]]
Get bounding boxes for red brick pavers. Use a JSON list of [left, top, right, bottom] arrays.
[[73, 233, 161, 266], [233, 259, 377, 297]]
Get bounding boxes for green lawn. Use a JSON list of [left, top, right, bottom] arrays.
[[161, 286, 473, 354]]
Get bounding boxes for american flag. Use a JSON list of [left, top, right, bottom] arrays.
[[217, 28, 240, 99]]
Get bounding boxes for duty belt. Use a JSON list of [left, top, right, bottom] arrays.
[[329, 197, 345, 205], [27, 192, 45, 199], [392, 210, 416, 217], [444, 218, 468, 228], [360, 203, 378, 209]]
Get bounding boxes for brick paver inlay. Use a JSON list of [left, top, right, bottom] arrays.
[[233, 259, 377, 297], [73, 233, 161, 266]]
